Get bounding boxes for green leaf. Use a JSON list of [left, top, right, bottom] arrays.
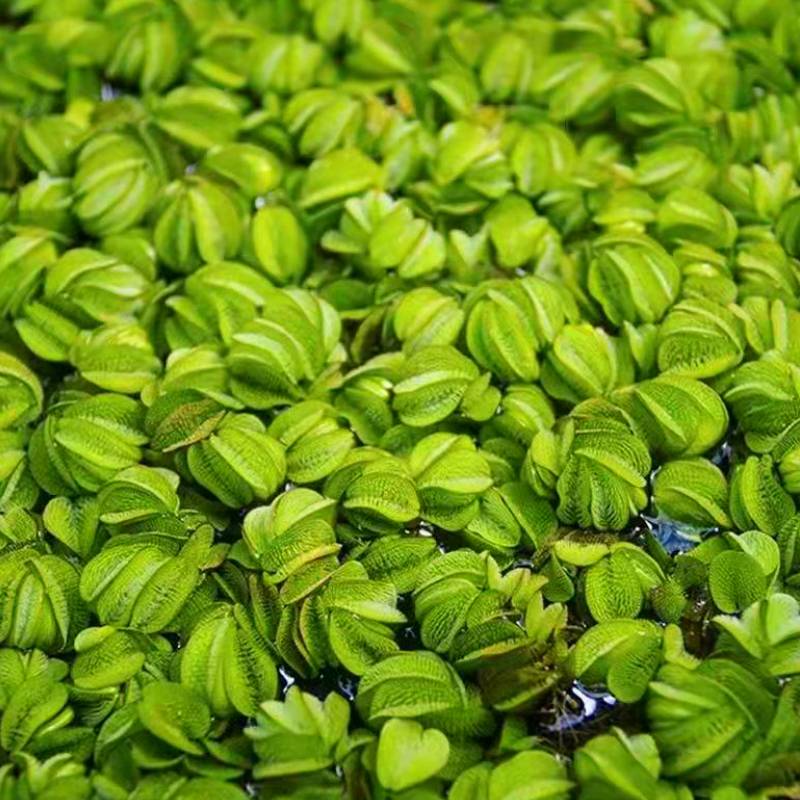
[[657, 299, 744, 379], [394, 288, 464, 353], [489, 751, 572, 800], [80, 533, 205, 632], [653, 459, 731, 528], [70, 323, 161, 394], [138, 682, 211, 755], [724, 358, 800, 453], [588, 232, 680, 326], [325, 449, 419, 535], [202, 142, 282, 199], [409, 433, 492, 531], [0, 675, 69, 753], [647, 659, 774, 788], [376, 718, 449, 791], [153, 175, 244, 274], [300, 148, 381, 208], [709, 551, 767, 614], [247, 687, 350, 778], [185, 414, 286, 507], [250, 205, 308, 285], [72, 130, 164, 236], [613, 375, 728, 459], [71, 626, 145, 689], [657, 188, 737, 249], [42, 496, 99, 559], [393, 346, 479, 427], [357, 651, 466, 723], [145, 390, 226, 453], [0, 351, 43, 429], [98, 465, 180, 525], [486, 195, 548, 270], [465, 277, 573, 383], [570, 619, 663, 702], [713, 593, 800, 677], [555, 417, 651, 531], [585, 552, 645, 622], [574, 728, 663, 800], [541, 325, 634, 404], [228, 288, 343, 409], [729, 455, 795, 534], [181, 605, 277, 717], [0, 547, 85, 652]]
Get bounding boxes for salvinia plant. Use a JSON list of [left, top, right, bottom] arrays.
[[1, 0, 800, 798]]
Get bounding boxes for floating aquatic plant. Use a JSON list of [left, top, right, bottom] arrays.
[[1, 0, 800, 797]]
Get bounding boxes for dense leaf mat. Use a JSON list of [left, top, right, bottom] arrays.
[[2, 0, 800, 797]]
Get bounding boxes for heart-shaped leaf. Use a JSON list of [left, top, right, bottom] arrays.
[[376, 718, 450, 791]]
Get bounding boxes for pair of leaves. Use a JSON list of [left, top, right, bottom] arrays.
[[647, 659, 775, 789], [180, 602, 278, 717], [79, 529, 212, 632], [247, 687, 350, 779], [227, 288, 343, 409], [555, 417, 651, 531], [714, 593, 800, 677]]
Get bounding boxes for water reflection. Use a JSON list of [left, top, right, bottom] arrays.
[[545, 681, 617, 734]]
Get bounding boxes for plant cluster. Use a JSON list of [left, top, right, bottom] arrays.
[[1, 0, 800, 797]]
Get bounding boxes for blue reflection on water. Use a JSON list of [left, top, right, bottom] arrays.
[[546, 681, 617, 733], [640, 514, 703, 554], [100, 83, 120, 102]]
